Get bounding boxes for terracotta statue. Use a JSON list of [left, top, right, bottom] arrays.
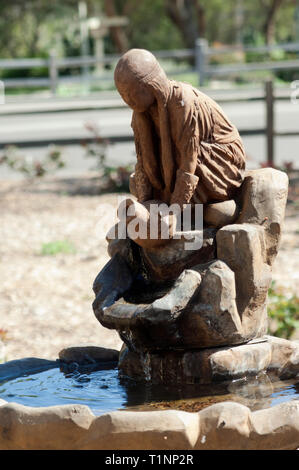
[[114, 48, 246, 209], [92, 49, 290, 386]]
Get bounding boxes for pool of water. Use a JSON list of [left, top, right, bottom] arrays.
[[0, 366, 298, 415]]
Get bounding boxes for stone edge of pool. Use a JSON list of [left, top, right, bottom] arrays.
[[0, 339, 298, 450]]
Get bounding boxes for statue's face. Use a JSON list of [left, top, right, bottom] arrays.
[[117, 80, 155, 113]]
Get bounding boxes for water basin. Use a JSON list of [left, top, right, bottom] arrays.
[[0, 366, 298, 415]]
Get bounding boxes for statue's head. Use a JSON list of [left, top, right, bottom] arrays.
[[114, 49, 169, 112]]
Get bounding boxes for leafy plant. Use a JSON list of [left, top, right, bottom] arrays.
[[267, 282, 299, 339], [40, 240, 76, 256], [0, 144, 65, 178]]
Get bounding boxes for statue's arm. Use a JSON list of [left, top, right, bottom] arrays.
[[131, 117, 153, 202], [170, 107, 199, 207]]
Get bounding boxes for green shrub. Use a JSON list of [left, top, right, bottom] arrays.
[[267, 282, 299, 339]]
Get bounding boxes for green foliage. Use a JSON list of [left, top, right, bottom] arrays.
[[201, 0, 237, 45], [0, 1, 80, 60], [125, 0, 183, 51], [267, 282, 299, 339], [239, 0, 295, 46], [273, 51, 299, 82], [0, 0, 297, 93], [40, 240, 77, 256], [0, 0, 297, 63]]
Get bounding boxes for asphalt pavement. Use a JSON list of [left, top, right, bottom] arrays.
[[0, 92, 298, 179]]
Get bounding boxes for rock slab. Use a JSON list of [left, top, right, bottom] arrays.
[[118, 336, 299, 385]]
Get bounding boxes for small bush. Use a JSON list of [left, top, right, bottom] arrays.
[[267, 282, 299, 339]]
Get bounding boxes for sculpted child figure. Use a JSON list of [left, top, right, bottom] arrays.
[[113, 48, 246, 245], [115, 49, 246, 206]]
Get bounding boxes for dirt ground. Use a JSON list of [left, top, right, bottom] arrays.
[[0, 174, 298, 362]]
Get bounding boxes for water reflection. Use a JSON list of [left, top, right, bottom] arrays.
[[121, 371, 299, 412], [0, 366, 298, 416]]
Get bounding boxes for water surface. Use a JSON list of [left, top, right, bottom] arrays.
[[0, 367, 298, 415]]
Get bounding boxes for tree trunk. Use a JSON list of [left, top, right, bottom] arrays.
[[103, 0, 129, 53], [165, 0, 204, 49], [195, 1, 206, 39], [263, 0, 283, 45]]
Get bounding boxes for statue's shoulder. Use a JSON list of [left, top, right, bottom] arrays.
[[168, 81, 197, 109], [169, 80, 208, 108]]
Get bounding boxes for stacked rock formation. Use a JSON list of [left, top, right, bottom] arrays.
[[92, 168, 289, 384], [92, 48, 292, 385]]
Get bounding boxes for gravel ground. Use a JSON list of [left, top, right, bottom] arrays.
[[0, 175, 298, 361]]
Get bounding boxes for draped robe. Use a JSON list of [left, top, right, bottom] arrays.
[[131, 80, 246, 205]]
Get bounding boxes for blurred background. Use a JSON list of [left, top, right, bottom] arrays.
[[0, 0, 298, 362]]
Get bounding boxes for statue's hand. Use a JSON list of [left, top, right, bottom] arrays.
[[170, 169, 199, 208]]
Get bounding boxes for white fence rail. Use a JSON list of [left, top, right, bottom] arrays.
[[1, 40, 299, 92]]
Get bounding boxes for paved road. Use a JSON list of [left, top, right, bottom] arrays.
[[0, 99, 298, 179]]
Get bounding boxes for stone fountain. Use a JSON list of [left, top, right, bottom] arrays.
[[92, 49, 298, 389], [0, 49, 298, 451]]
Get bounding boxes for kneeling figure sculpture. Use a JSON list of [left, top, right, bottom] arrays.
[[92, 49, 289, 385]]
